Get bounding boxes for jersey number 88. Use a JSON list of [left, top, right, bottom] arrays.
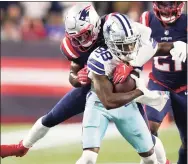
[[95, 47, 113, 61]]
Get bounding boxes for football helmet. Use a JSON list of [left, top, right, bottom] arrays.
[[65, 3, 101, 51], [153, 1, 185, 23], [103, 13, 141, 62]]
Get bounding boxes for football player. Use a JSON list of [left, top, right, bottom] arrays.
[[139, 2, 187, 164], [1, 3, 104, 158], [76, 13, 168, 164], [0, 3, 184, 161]]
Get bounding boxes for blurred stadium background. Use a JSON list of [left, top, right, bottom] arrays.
[[1, 1, 185, 164]]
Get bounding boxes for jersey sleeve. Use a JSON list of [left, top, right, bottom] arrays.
[[130, 22, 158, 67], [60, 37, 80, 61], [87, 50, 105, 76], [135, 22, 158, 53], [140, 11, 150, 27], [135, 22, 152, 43]]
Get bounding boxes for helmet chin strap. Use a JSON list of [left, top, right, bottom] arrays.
[[160, 15, 176, 23]]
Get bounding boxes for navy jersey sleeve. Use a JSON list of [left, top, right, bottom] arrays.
[[140, 11, 150, 27], [60, 37, 80, 61]]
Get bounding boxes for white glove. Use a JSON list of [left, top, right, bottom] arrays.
[[130, 74, 169, 111], [134, 91, 169, 112], [130, 74, 148, 94], [170, 41, 187, 63]]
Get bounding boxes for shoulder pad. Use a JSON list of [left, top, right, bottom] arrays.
[[140, 11, 150, 27], [60, 37, 80, 60]]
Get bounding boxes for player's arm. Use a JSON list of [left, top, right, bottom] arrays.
[[154, 42, 174, 56], [60, 37, 90, 87], [129, 24, 174, 67], [69, 61, 83, 87], [157, 41, 187, 62], [92, 73, 143, 110]]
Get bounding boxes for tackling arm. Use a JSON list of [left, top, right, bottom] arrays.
[[92, 73, 143, 110], [69, 61, 83, 87]]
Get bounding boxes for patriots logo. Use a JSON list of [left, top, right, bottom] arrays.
[[79, 5, 90, 21]]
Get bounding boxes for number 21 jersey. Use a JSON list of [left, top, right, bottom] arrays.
[[140, 11, 187, 90]]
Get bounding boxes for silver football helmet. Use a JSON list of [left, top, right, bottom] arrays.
[[103, 13, 141, 61], [65, 3, 101, 51]]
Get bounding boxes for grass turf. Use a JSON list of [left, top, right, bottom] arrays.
[[1, 124, 180, 164]]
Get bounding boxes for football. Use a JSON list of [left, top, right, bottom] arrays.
[[114, 71, 138, 93]]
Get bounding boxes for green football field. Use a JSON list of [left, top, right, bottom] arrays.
[[1, 124, 181, 164]]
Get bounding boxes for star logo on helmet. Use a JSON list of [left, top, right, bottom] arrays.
[[106, 24, 112, 34], [106, 22, 115, 34]]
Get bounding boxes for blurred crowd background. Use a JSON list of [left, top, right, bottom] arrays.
[[1, 1, 186, 124], [1, 1, 152, 42]]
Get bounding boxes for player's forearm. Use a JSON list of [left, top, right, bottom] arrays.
[[94, 74, 143, 110], [154, 42, 174, 56], [103, 89, 143, 109], [69, 73, 81, 88], [69, 61, 83, 88]]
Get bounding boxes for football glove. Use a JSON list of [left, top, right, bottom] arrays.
[[77, 66, 91, 85], [113, 63, 133, 84], [170, 41, 187, 63], [134, 90, 169, 112], [130, 74, 148, 94], [130, 74, 169, 111]]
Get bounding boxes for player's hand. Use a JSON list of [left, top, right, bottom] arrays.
[[130, 74, 148, 94], [77, 66, 91, 85], [113, 63, 133, 84], [131, 74, 169, 111], [134, 91, 169, 112], [170, 41, 187, 63]]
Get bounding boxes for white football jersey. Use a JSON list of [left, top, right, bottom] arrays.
[[87, 46, 121, 80]]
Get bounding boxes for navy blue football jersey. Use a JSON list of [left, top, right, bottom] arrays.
[[60, 15, 106, 68], [140, 11, 187, 90]]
